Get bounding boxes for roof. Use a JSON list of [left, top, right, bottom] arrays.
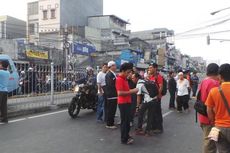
[[132, 28, 174, 34], [88, 15, 130, 24], [129, 37, 150, 45], [0, 15, 26, 22]]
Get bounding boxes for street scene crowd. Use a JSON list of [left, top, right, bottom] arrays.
[[0, 60, 230, 153]]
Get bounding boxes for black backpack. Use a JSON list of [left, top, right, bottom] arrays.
[[155, 74, 167, 96], [139, 80, 159, 98], [161, 78, 167, 96]]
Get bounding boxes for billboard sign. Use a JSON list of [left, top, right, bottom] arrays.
[[72, 42, 96, 55]]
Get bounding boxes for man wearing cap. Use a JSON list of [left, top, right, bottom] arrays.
[[176, 72, 190, 113], [105, 61, 118, 129]]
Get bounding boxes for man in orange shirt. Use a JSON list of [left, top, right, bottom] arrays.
[[206, 64, 230, 153]]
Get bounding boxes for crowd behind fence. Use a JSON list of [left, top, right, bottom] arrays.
[[7, 62, 87, 112]]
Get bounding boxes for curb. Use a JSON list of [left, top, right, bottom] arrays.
[[8, 103, 69, 119]]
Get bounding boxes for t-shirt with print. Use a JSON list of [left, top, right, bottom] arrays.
[[198, 78, 219, 125], [206, 82, 230, 128], [136, 79, 156, 103], [177, 79, 190, 96]]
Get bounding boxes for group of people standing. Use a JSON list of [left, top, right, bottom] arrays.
[[96, 62, 165, 145], [197, 63, 230, 153]]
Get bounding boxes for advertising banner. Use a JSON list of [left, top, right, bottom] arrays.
[[26, 50, 49, 60], [72, 42, 96, 55]]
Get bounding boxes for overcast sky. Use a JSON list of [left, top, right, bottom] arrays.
[[1, 0, 230, 64]]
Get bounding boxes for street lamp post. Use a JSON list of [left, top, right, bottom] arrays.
[[210, 6, 230, 15]]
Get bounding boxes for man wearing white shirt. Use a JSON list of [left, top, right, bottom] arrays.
[[96, 63, 108, 122], [176, 72, 190, 113]]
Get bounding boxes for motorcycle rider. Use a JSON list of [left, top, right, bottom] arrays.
[[76, 66, 97, 103], [76, 66, 96, 86]]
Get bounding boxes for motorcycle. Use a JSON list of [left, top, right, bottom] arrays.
[[68, 83, 98, 118]]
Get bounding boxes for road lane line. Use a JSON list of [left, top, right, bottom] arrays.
[[163, 111, 173, 118], [1, 109, 68, 124], [28, 110, 67, 119], [9, 118, 27, 123]]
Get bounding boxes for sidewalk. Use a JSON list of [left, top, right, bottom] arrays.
[[7, 92, 74, 118]]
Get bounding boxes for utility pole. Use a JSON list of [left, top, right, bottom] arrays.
[[63, 24, 70, 74]]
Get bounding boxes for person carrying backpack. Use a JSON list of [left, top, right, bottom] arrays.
[[148, 63, 165, 134], [132, 72, 159, 136]]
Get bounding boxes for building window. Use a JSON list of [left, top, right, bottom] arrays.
[[43, 10, 48, 20], [29, 24, 35, 35], [51, 9, 56, 19], [28, 2, 38, 15], [0, 21, 5, 38]]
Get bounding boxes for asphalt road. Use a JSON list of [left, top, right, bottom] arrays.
[[0, 95, 202, 153]]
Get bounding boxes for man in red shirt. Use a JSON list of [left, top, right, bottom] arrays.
[[148, 63, 164, 134], [199, 63, 219, 153], [116, 63, 138, 145]]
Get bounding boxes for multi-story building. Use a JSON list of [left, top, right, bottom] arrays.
[[27, 0, 103, 48], [0, 15, 26, 39], [27, 1, 39, 44], [88, 15, 130, 53], [131, 28, 175, 68]]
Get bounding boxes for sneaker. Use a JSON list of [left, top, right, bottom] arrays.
[[105, 125, 117, 129], [121, 138, 134, 145], [177, 110, 183, 113]]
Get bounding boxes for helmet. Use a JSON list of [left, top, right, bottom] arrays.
[[86, 66, 93, 72], [28, 67, 33, 72]]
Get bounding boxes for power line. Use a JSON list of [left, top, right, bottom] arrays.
[[176, 18, 230, 36]]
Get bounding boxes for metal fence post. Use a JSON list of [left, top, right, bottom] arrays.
[[50, 62, 54, 105]]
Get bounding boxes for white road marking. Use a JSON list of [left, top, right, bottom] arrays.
[[0, 110, 67, 125], [163, 111, 173, 118], [9, 118, 27, 123], [0, 110, 173, 125], [27, 110, 67, 119]]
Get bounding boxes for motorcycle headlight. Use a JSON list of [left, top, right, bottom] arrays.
[[74, 85, 80, 92]]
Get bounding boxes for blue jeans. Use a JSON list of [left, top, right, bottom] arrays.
[[96, 94, 105, 121]]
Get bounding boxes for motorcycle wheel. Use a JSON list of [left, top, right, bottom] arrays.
[[68, 97, 81, 118]]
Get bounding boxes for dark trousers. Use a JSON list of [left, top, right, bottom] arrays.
[[152, 100, 163, 131], [0, 92, 8, 120], [106, 99, 117, 126], [119, 103, 131, 143], [188, 88, 191, 99], [176, 95, 189, 111], [169, 90, 176, 108], [102, 86, 107, 122], [192, 84, 198, 97], [138, 102, 154, 132], [130, 94, 137, 122]]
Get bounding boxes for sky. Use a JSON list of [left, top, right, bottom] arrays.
[[0, 0, 230, 64]]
